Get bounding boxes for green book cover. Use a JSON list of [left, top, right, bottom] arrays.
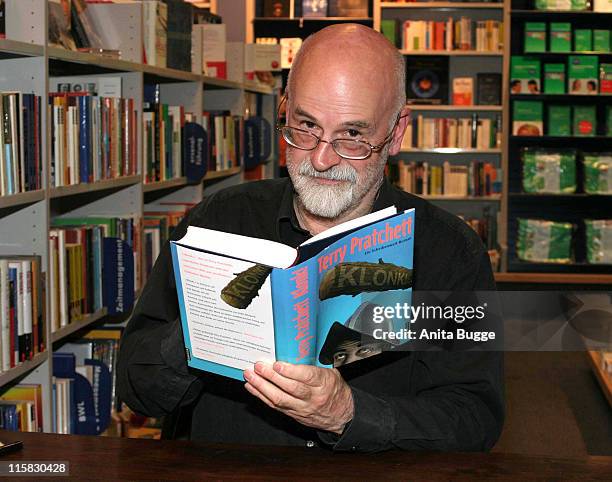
[[547, 105, 572, 136], [550, 23, 572, 52], [583, 153, 612, 194], [585, 220, 612, 264], [517, 218, 573, 264], [525, 23, 547, 53], [513, 100, 543, 136], [522, 148, 576, 193], [568, 55, 598, 94], [51, 217, 117, 237], [574, 29, 592, 52], [535, 0, 590, 10], [510, 56, 541, 95], [573, 105, 597, 136], [593, 30, 611, 53], [381, 19, 398, 47], [544, 63, 566, 93]]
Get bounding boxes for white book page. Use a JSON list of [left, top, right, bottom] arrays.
[[176, 226, 297, 269], [175, 246, 276, 371]]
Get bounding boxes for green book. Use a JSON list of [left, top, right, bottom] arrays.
[[547, 105, 572, 136], [525, 23, 547, 53], [593, 30, 611, 53], [550, 23, 572, 52], [585, 220, 612, 264], [381, 19, 399, 48], [583, 153, 612, 194], [522, 148, 576, 193], [574, 29, 592, 52], [568, 55, 598, 94], [544, 63, 566, 94], [535, 0, 590, 10], [517, 218, 573, 264], [513, 100, 543, 136], [573, 105, 597, 136], [510, 56, 541, 95]]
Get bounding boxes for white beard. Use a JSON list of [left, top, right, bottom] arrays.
[[286, 150, 387, 219]]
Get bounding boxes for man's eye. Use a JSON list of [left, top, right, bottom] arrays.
[[347, 129, 361, 138], [301, 121, 317, 130]]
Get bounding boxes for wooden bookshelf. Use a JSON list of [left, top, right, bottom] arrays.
[[49, 176, 142, 199], [51, 308, 109, 344], [143, 178, 189, 193], [0, 352, 48, 387], [203, 166, 242, 181], [407, 105, 503, 111], [381, 2, 504, 8], [0, 190, 45, 210], [586, 351, 612, 408], [400, 50, 503, 56]]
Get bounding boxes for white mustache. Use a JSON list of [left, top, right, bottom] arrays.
[[297, 161, 358, 183]]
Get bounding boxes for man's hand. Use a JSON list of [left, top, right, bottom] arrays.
[[243, 361, 354, 434]]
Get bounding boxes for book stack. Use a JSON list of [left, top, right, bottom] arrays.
[[143, 204, 194, 281], [396, 160, 501, 197], [202, 110, 244, 172], [48, 216, 140, 329], [143, 102, 185, 184], [0, 92, 42, 196], [49, 92, 138, 188], [403, 114, 501, 149], [403, 17, 502, 52], [0, 384, 43, 432], [0, 257, 45, 372]]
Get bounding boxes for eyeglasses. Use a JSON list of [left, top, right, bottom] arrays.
[[276, 95, 408, 161]]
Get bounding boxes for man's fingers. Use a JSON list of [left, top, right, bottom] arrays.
[[243, 368, 303, 410], [244, 382, 275, 409], [253, 362, 312, 400], [271, 361, 324, 386]]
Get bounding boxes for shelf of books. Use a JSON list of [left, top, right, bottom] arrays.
[[507, 0, 612, 275], [377, 0, 506, 269], [0, 0, 278, 437]]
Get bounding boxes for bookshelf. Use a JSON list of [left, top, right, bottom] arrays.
[[506, 0, 612, 275], [375, 0, 507, 258], [0, 0, 278, 434]]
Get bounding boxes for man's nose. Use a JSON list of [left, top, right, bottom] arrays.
[[310, 139, 342, 171]]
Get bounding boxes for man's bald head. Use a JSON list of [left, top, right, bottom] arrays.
[[286, 24, 406, 122]]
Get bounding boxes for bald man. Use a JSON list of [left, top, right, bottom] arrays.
[[117, 25, 504, 452]]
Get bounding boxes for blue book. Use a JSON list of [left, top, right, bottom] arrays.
[[78, 95, 91, 183], [171, 207, 415, 380]]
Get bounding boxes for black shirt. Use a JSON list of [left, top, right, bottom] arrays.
[[116, 178, 504, 452]]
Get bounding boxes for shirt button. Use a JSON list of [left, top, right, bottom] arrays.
[[306, 440, 315, 448], [351, 446, 357, 451]]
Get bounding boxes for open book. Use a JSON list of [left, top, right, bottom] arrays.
[[170, 207, 415, 380]]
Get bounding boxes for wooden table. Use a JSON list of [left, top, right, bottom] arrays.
[[0, 430, 611, 480]]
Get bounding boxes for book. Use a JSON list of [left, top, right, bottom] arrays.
[[380, 19, 400, 48], [544, 63, 566, 94], [302, 0, 327, 18], [510, 56, 541, 95], [406, 57, 448, 105], [574, 29, 592, 52], [568, 56, 598, 95], [452, 77, 473, 106], [601, 63, 612, 94], [280, 38, 302, 69], [476, 73, 501, 105], [170, 207, 415, 379], [573, 105, 596, 136], [142, 1, 167, 68], [164, 0, 193, 72], [264, 0, 290, 17], [525, 23, 547, 53], [513, 101, 543, 136], [547, 105, 571, 136], [549, 23, 571, 53], [594, 30, 611, 52], [328, 0, 368, 17]]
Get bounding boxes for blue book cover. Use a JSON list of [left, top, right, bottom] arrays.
[[78, 95, 91, 183], [102, 237, 134, 315], [171, 207, 414, 380]]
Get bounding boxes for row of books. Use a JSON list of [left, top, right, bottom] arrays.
[[0, 257, 45, 373], [143, 104, 184, 184], [48, 216, 140, 331], [524, 23, 611, 54], [396, 160, 502, 197], [49, 93, 138, 188], [203, 111, 245, 172], [462, 208, 498, 252], [402, 114, 502, 150], [512, 101, 612, 137], [0, 384, 43, 432], [143, 204, 193, 282], [511, 56, 611, 96], [402, 18, 503, 52], [0, 92, 42, 196]]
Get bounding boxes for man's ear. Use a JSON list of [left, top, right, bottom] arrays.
[[387, 105, 410, 156]]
